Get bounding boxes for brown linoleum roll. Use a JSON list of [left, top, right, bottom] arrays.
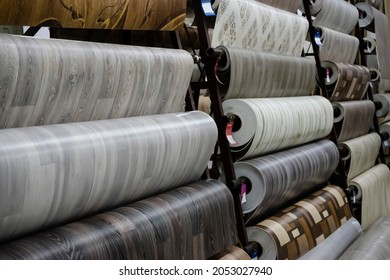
[[233, 140, 339, 222], [322, 61, 370, 102], [0, 180, 238, 260], [0, 0, 186, 30], [0, 34, 193, 128], [374, 94, 390, 122], [348, 164, 390, 230], [339, 133, 381, 180], [215, 46, 316, 99], [254, 0, 302, 13], [316, 26, 360, 64], [333, 100, 375, 142], [247, 185, 352, 260], [307, 0, 359, 34], [0, 111, 218, 243], [212, 0, 308, 57], [210, 246, 251, 260], [222, 96, 334, 160]]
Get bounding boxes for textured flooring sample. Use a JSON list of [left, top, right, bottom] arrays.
[[210, 246, 251, 260], [348, 164, 390, 230], [333, 100, 375, 142], [0, 180, 238, 260], [299, 217, 362, 260], [340, 215, 390, 260], [247, 185, 352, 260], [212, 0, 308, 56], [0, 0, 186, 30], [254, 0, 301, 13], [0, 111, 218, 243], [222, 96, 333, 160], [215, 46, 316, 99], [307, 0, 359, 34], [316, 26, 360, 64], [322, 61, 370, 102], [0, 34, 193, 128], [233, 140, 339, 222], [340, 133, 381, 181]]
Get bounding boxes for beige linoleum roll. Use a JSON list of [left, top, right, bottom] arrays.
[[307, 0, 359, 34], [0, 34, 193, 128], [0, 180, 238, 260], [0, 111, 217, 243], [316, 26, 359, 64], [254, 0, 301, 13], [211, 246, 251, 260], [333, 100, 375, 142], [339, 133, 381, 180], [247, 185, 352, 260], [374, 94, 390, 122], [222, 96, 334, 160], [348, 164, 390, 230], [215, 46, 316, 99], [233, 140, 339, 221], [322, 61, 370, 102], [212, 0, 308, 56]]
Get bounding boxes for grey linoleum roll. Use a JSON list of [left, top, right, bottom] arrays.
[[254, 0, 302, 13], [233, 140, 339, 222], [215, 46, 316, 99], [367, 0, 383, 10], [340, 215, 390, 260], [299, 217, 362, 260], [316, 26, 359, 64], [348, 164, 390, 230], [374, 94, 390, 122], [322, 61, 370, 102], [222, 96, 333, 160], [307, 0, 359, 34], [212, 0, 308, 57], [0, 180, 238, 260], [0, 111, 218, 243], [0, 34, 193, 128], [340, 133, 381, 180], [333, 100, 375, 142]]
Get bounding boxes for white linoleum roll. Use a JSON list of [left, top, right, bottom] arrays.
[[222, 96, 334, 160], [374, 94, 390, 122]]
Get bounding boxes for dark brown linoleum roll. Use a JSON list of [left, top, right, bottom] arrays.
[[322, 61, 371, 102], [333, 100, 375, 142], [0, 180, 238, 260], [0, 34, 193, 128], [0, 0, 186, 30], [247, 185, 352, 260], [0, 111, 218, 243]]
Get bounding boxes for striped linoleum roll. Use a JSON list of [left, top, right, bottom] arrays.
[[333, 100, 375, 142], [0, 111, 218, 243], [212, 0, 308, 57], [339, 133, 381, 180], [0, 34, 193, 128], [246, 185, 352, 260], [316, 26, 360, 64], [374, 94, 390, 123], [0, 0, 186, 30], [222, 96, 334, 160], [299, 217, 362, 260], [215, 46, 316, 99], [232, 140, 339, 222], [210, 246, 251, 260], [322, 61, 370, 102], [0, 180, 238, 260], [306, 0, 359, 34], [348, 164, 390, 230], [254, 0, 302, 13]]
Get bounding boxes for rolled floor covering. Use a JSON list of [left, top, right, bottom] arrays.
[[254, 0, 302, 13], [0, 34, 193, 128], [0, 111, 218, 243], [212, 0, 308, 57], [222, 96, 334, 160], [374, 94, 390, 123], [210, 246, 251, 260], [0, 180, 238, 260], [298, 217, 362, 260], [246, 185, 352, 260], [340, 215, 390, 260]]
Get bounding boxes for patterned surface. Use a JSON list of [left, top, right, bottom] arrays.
[[255, 0, 301, 13], [0, 112, 218, 243], [212, 0, 308, 56], [210, 246, 251, 260], [0, 0, 186, 30], [247, 185, 352, 260], [0, 34, 193, 128], [0, 180, 238, 260]]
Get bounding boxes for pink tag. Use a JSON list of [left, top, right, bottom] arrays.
[[326, 68, 331, 83], [241, 183, 247, 204], [226, 121, 237, 145]]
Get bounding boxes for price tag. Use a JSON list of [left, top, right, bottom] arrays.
[[314, 30, 322, 46], [225, 121, 237, 146], [326, 68, 331, 83], [240, 183, 247, 205], [202, 0, 216, 16]]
